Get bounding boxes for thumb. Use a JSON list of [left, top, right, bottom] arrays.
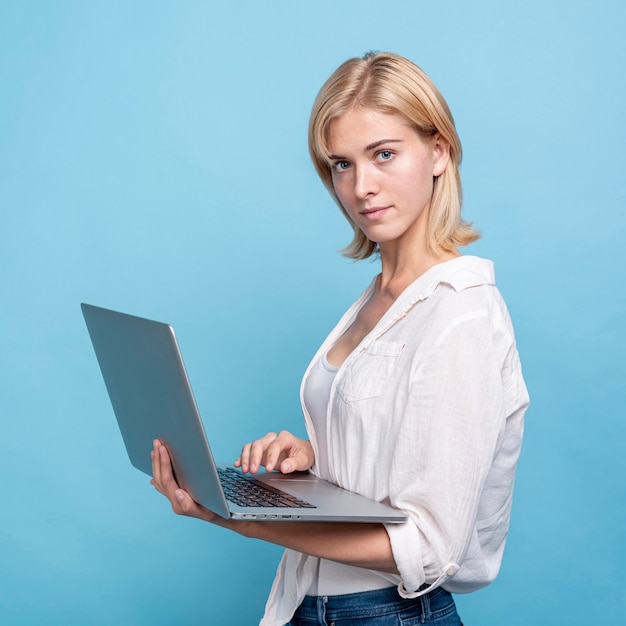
[[279, 459, 294, 473], [280, 455, 308, 474]]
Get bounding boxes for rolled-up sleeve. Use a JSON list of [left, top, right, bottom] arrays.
[[383, 300, 520, 596]]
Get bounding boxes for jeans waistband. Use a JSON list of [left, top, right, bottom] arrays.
[[296, 584, 451, 621]]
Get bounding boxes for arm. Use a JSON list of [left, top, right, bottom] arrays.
[[383, 302, 525, 594], [150, 439, 399, 573]]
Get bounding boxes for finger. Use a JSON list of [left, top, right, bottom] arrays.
[[151, 439, 162, 490], [158, 443, 178, 489], [172, 488, 191, 514], [278, 456, 297, 474], [172, 488, 217, 521], [150, 441, 216, 522], [264, 430, 298, 472], [263, 439, 287, 472], [248, 432, 277, 473], [236, 442, 252, 473], [277, 453, 310, 473], [276, 433, 315, 473]]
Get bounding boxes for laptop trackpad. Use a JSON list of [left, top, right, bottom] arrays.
[[263, 473, 353, 499]]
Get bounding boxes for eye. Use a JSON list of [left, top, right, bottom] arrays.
[[376, 150, 394, 162], [332, 160, 351, 173]]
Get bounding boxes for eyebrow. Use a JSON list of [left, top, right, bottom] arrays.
[[366, 138, 403, 151], [328, 138, 403, 161]]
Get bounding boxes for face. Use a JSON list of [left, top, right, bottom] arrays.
[[326, 107, 449, 254]]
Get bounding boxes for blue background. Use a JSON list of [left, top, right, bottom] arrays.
[[1, 2, 624, 624]]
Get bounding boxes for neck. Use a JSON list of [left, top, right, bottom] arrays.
[[377, 243, 459, 298]]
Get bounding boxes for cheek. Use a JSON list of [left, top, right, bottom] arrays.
[[403, 162, 435, 196], [332, 181, 355, 211]]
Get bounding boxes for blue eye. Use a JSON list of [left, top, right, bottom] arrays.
[[377, 150, 393, 161], [333, 161, 351, 172]]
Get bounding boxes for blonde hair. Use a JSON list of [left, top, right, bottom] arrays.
[[308, 51, 479, 259]]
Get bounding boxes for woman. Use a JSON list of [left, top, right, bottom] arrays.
[[151, 51, 529, 625]]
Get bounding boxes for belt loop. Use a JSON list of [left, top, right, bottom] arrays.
[[419, 588, 431, 624], [317, 595, 328, 625]]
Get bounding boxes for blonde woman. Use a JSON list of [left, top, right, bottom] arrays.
[[152, 51, 529, 626]]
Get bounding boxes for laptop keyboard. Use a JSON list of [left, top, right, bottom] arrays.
[[218, 466, 316, 509]]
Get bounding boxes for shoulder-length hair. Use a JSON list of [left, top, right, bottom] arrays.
[[308, 51, 479, 259]]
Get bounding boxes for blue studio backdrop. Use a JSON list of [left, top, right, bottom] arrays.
[[1, 2, 624, 624]]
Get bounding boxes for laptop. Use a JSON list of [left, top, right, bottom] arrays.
[[81, 303, 406, 523]]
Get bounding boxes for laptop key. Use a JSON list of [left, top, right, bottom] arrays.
[[218, 467, 316, 509]]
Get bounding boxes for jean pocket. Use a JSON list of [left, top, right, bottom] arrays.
[[337, 340, 406, 403]]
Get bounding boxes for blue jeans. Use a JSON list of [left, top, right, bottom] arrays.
[[286, 585, 463, 625]]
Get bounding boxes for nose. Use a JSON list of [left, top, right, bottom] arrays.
[[354, 163, 379, 199]]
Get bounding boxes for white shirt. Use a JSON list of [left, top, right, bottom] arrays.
[[302, 353, 397, 596], [260, 256, 529, 626]]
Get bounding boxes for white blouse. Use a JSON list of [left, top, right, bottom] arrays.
[[260, 256, 529, 626]]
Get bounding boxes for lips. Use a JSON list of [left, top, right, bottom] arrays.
[[360, 206, 390, 220]]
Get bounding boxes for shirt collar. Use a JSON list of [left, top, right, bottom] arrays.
[[389, 255, 496, 311]]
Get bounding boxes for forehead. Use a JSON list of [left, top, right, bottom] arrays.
[[326, 107, 414, 153]]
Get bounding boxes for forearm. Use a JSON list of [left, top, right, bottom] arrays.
[[214, 516, 399, 573], [152, 440, 397, 573]]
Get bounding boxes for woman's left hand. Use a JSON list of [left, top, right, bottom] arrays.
[[150, 439, 218, 523]]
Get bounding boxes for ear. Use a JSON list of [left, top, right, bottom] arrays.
[[432, 133, 451, 177]]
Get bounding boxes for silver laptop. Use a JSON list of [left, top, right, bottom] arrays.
[[81, 303, 406, 523]]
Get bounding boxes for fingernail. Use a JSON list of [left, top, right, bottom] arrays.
[[175, 490, 185, 503]]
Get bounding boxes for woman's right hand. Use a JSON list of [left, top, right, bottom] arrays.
[[234, 430, 315, 475]]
